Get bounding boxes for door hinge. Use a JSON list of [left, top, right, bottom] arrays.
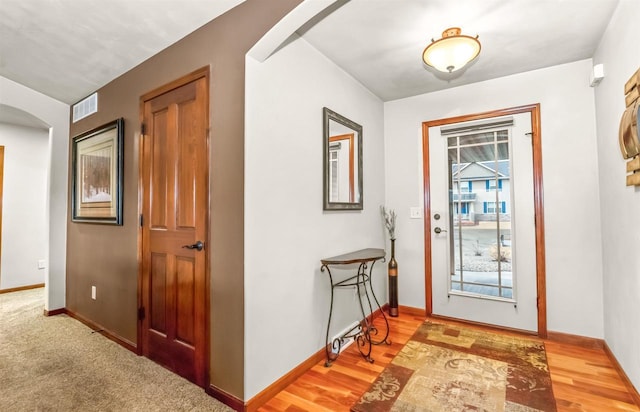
[[141, 123, 146, 136], [139, 214, 144, 227], [138, 307, 145, 320]]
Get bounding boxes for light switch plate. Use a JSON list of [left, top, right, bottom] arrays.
[[410, 207, 422, 219]]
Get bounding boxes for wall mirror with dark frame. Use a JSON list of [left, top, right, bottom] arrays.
[[323, 107, 363, 210]]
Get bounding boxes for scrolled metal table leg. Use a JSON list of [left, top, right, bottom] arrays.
[[321, 264, 338, 367], [366, 260, 391, 346], [354, 262, 373, 363]]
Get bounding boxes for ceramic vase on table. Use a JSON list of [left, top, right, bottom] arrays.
[[388, 238, 398, 317]]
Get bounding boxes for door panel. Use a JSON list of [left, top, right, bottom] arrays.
[[176, 257, 195, 345], [151, 110, 169, 229], [176, 102, 197, 228], [140, 70, 208, 387], [150, 253, 167, 333], [428, 112, 537, 331]]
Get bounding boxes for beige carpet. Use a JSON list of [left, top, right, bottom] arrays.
[[0, 288, 233, 411]]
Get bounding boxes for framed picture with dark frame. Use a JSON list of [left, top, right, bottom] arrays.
[[71, 118, 124, 225]]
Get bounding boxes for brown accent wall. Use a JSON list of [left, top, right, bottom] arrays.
[[66, 0, 302, 400]]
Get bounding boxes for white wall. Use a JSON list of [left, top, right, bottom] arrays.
[[384, 59, 604, 339], [0, 123, 49, 289], [593, 0, 640, 392], [245, 35, 385, 399], [0, 76, 69, 310]]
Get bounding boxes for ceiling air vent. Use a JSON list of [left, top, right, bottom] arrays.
[[72, 93, 98, 123]]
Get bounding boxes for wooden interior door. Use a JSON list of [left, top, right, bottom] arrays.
[[140, 68, 209, 386]]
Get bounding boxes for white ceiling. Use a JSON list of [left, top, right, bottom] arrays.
[[0, 0, 245, 105], [300, 0, 619, 101], [0, 0, 620, 125]]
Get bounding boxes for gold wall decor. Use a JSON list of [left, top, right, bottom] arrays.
[[620, 67, 640, 186]]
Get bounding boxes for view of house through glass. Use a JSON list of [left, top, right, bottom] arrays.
[[447, 128, 513, 299]]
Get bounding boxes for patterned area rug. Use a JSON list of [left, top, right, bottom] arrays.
[[352, 321, 556, 411]]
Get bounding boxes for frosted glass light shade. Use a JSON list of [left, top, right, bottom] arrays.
[[422, 27, 481, 73]]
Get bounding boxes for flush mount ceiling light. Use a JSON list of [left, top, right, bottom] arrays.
[[422, 27, 481, 73]]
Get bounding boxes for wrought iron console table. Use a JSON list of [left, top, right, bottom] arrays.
[[320, 248, 391, 367]]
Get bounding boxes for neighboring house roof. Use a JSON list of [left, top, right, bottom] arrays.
[[452, 160, 510, 180]]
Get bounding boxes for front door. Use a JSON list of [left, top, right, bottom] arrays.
[[139, 68, 209, 386], [423, 106, 545, 333]]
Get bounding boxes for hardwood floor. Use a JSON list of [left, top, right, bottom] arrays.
[[259, 311, 639, 412]]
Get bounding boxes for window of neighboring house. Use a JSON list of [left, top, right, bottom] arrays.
[[485, 179, 503, 192], [460, 180, 472, 192], [483, 201, 506, 214]]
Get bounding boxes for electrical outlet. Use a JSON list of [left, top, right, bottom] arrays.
[[37, 259, 46, 269], [91, 286, 97, 300]]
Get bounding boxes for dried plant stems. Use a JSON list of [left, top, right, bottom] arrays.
[[381, 206, 397, 240]]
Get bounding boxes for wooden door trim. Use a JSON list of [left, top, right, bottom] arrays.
[[421, 103, 547, 338], [137, 66, 211, 379], [140, 67, 210, 102]]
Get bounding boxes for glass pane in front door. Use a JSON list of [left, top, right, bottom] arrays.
[[448, 130, 513, 300]]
